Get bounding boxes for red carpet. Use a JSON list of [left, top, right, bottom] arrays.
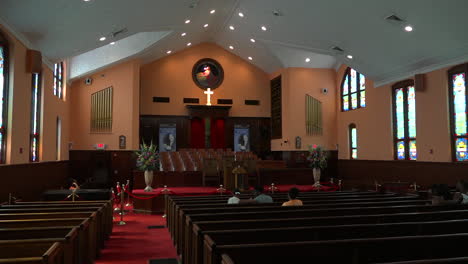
[[97, 211, 177, 264]]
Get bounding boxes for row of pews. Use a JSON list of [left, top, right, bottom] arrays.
[[0, 200, 113, 264], [160, 149, 258, 172], [167, 190, 468, 264]]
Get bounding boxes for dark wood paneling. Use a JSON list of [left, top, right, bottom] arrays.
[[225, 117, 271, 157], [338, 159, 468, 189], [0, 161, 69, 202], [273, 150, 338, 179], [270, 76, 282, 139], [140, 115, 191, 149], [69, 150, 135, 189]]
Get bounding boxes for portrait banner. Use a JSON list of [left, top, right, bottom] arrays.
[[234, 125, 250, 152], [159, 124, 176, 152]]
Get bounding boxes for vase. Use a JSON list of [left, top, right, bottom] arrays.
[[144, 170, 154, 192], [313, 168, 321, 186]]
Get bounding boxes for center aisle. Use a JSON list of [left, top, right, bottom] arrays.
[[97, 212, 178, 264]]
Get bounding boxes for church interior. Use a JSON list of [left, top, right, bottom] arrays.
[[1, 0, 468, 263]]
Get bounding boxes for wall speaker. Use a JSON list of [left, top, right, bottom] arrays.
[[415, 74, 425, 92], [85, 77, 93, 85], [321, 88, 329, 95], [26, 50, 42, 73]]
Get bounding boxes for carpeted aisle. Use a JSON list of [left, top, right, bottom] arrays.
[[96, 212, 178, 264]]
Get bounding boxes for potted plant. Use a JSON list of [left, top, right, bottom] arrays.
[[136, 141, 160, 192], [307, 145, 328, 186]]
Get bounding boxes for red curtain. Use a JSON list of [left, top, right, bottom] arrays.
[[211, 118, 226, 149], [190, 118, 205, 148]]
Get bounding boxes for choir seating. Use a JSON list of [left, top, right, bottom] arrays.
[[0, 200, 112, 264], [167, 191, 468, 264]]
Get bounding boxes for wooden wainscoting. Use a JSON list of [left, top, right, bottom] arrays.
[[0, 161, 69, 202], [338, 159, 468, 189]]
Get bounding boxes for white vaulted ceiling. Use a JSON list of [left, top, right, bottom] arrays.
[[1, 0, 468, 85]]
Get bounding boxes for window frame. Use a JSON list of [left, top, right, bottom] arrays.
[[349, 123, 357, 160], [448, 63, 468, 162], [340, 67, 366, 112], [392, 79, 416, 161], [30, 72, 42, 162], [0, 31, 9, 164]]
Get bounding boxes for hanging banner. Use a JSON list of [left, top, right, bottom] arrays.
[[234, 125, 250, 152], [159, 124, 176, 152]]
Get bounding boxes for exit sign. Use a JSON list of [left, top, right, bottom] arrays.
[[95, 143, 107, 150]]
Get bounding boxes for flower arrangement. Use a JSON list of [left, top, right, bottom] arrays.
[[135, 141, 160, 171], [307, 144, 328, 170]]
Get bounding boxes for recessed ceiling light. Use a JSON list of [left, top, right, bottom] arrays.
[[229, 45, 234, 50], [185, 19, 191, 24], [238, 12, 244, 17], [305, 58, 311, 63], [248, 56, 253, 60], [229, 25, 235, 30], [347, 55, 353, 59], [110, 42, 115, 45], [83, 0, 91, 2], [250, 38, 256, 43], [210, 9, 216, 14], [261, 26, 267, 31], [181, 32, 187, 37], [99, 37, 106, 41], [167, 50, 172, 54], [204, 24, 209, 28], [187, 42, 192, 46], [404, 25, 413, 32]]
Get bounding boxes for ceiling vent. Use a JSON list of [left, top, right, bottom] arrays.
[[112, 28, 128, 38], [331, 46, 344, 53], [385, 14, 404, 22]]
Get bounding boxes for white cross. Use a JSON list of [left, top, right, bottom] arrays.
[[204, 88, 214, 106]]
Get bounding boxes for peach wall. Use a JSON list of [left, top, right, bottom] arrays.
[[271, 68, 338, 151], [1, 24, 70, 164], [69, 59, 140, 150], [140, 42, 271, 117], [336, 64, 454, 162]]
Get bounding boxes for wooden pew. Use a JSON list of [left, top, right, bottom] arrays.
[[379, 257, 468, 263], [189, 208, 468, 264], [213, 233, 468, 264], [0, 226, 82, 264], [0, 218, 96, 263], [0, 211, 103, 250], [3, 201, 113, 239], [203, 219, 468, 264], [0, 239, 64, 264]]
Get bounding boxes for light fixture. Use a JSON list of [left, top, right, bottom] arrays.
[[261, 26, 267, 31], [404, 25, 413, 32], [187, 42, 192, 46], [347, 55, 353, 59], [99, 36, 106, 41], [229, 25, 235, 30], [185, 19, 191, 24], [83, 0, 91, 2], [250, 38, 256, 43], [204, 24, 209, 28], [229, 45, 234, 50], [305, 58, 310, 63], [248, 56, 253, 60], [167, 50, 172, 54], [210, 9, 216, 14], [110, 42, 115, 45], [181, 32, 187, 37], [238, 12, 244, 17]]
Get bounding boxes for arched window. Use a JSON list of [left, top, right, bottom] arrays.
[[392, 80, 417, 161], [341, 67, 366, 111], [30, 72, 42, 162], [448, 64, 468, 161], [54, 62, 64, 99], [0, 31, 9, 164], [349, 124, 357, 159]]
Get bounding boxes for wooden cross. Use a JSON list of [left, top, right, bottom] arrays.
[[204, 88, 214, 106]]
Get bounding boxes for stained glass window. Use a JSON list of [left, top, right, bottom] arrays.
[[449, 65, 468, 161], [349, 124, 357, 159], [54, 62, 64, 99], [30, 73, 42, 162], [0, 35, 8, 164], [392, 80, 416, 161], [341, 68, 366, 111]]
